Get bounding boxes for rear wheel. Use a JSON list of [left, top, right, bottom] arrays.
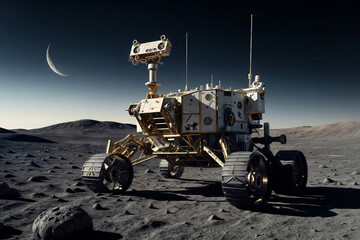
[[222, 151, 272, 209], [273, 150, 307, 195], [159, 159, 184, 179], [82, 153, 133, 193]]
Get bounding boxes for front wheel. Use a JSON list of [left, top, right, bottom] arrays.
[[222, 151, 272, 209], [82, 153, 133, 193], [159, 159, 184, 179]]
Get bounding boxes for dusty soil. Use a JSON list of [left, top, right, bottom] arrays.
[[1, 120, 359, 239]]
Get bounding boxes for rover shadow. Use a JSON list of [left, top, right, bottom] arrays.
[[125, 181, 224, 201], [265, 186, 360, 217]]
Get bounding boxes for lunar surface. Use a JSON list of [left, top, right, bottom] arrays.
[[1, 120, 359, 239], [46, 44, 67, 77]]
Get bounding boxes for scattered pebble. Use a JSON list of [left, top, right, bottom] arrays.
[[93, 203, 103, 210], [29, 161, 40, 167], [71, 166, 81, 169], [65, 188, 74, 193], [73, 181, 84, 186], [319, 165, 327, 169], [47, 170, 55, 173], [31, 192, 47, 198], [59, 157, 65, 160], [351, 171, 359, 175], [4, 174, 15, 178], [148, 203, 157, 209], [144, 169, 154, 173], [123, 210, 131, 215], [57, 198, 67, 202], [4, 161, 11, 165], [41, 158, 48, 162], [348, 182, 358, 186], [24, 153, 34, 158], [323, 177, 335, 183], [77, 154, 82, 157], [27, 176, 49, 182], [48, 156, 55, 159], [208, 214, 224, 221], [336, 182, 343, 185], [7, 150, 15, 154]]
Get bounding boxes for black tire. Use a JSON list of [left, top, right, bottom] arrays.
[[222, 151, 272, 209], [159, 159, 184, 179], [82, 153, 133, 193], [273, 150, 307, 195]]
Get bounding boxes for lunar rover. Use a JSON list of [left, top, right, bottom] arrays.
[[81, 33, 308, 209]]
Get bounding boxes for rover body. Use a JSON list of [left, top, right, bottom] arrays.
[[81, 34, 308, 209]]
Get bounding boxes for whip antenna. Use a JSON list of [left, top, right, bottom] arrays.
[[248, 14, 253, 88], [185, 33, 189, 91]]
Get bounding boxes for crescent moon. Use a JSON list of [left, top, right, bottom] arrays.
[[46, 44, 68, 77]]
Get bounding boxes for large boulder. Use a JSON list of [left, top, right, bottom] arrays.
[[32, 205, 93, 240], [0, 182, 21, 199]]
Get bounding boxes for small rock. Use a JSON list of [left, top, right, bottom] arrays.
[[208, 214, 224, 221], [148, 203, 157, 209], [48, 170, 56, 173], [41, 158, 48, 162], [27, 176, 49, 182], [7, 150, 15, 154], [348, 182, 358, 186], [323, 177, 335, 183], [59, 157, 65, 160], [73, 181, 84, 186], [164, 209, 171, 214], [218, 208, 227, 212], [31, 192, 47, 198], [96, 193, 102, 196], [65, 188, 74, 193], [51, 195, 57, 198], [73, 188, 85, 193], [48, 156, 55, 159], [72, 166, 81, 169], [29, 161, 40, 167], [4, 174, 16, 178], [351, 171, 359, 175], [53, 166, 62, 169], [32, 205, 93, 239], [319, 165, 327, 169], [24, 153, 34, 158], [0, 182, 21, 200], [336, 182, 343, 185], [57, 198, 67, 202], [123, 210, 131, 215], [4, 161, 11, 165], [77, 154, 82, 157], [93, 203, 103, 210], [144, 169, 154, 173]]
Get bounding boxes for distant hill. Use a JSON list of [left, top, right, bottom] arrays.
[[270, 121, 360, 139], [0, 127, 15, 134], [31, 119, 136, 132]]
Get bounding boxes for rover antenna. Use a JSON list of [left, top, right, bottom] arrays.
[[248, 14, 253, 88], [185, 33, 189, 91]]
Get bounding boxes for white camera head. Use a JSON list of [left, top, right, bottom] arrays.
[[129, 35, 172, 65]]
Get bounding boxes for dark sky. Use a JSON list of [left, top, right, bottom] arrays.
[[1, 0, 359, 129]]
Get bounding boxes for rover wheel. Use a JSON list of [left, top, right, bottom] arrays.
[[82, 153, 133, 193], [222, 151, 272, 209], [273, 150, 307, 195], [159, 159, 184, 179]]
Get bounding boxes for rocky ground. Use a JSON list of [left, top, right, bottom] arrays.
[[0, 120, 359, 239]]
